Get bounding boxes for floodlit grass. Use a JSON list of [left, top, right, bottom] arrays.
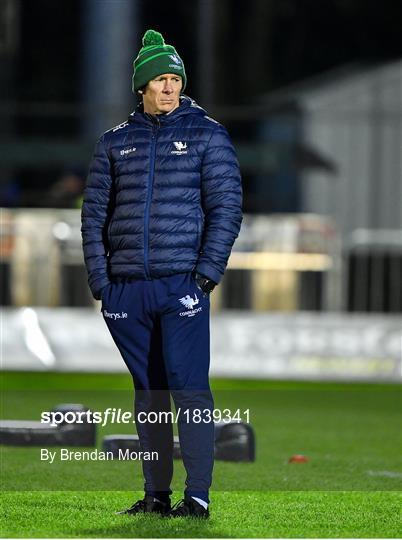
[[1, 372, 401, 537], [1, 491, 401, 538]]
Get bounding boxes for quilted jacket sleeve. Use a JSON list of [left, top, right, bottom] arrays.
[[81, 135, 113, 300], [195, 124, 243, 284]]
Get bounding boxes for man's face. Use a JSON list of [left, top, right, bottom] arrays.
[[142, 73, 182, 115]]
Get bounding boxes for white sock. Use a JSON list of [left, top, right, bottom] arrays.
[[191, 496, 208, 509]]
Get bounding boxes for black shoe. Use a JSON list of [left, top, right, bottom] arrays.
[[116, 495, 171, 515], [168, 497, 209, 519]]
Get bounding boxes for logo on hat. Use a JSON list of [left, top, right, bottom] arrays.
[[169, 54, 181, 65]]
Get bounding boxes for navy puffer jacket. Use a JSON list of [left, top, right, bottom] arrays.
[[81, 96, 242, 300]]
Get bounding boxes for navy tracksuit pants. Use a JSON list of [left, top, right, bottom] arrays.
[[101, 271, 214, 503]]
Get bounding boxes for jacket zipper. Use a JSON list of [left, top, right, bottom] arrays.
[[143, 116, 159, 279]]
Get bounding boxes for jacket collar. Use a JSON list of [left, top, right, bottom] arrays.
[[128, 95, 206, 126]]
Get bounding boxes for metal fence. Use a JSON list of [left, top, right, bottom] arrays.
[[345, 229, 402, 313]]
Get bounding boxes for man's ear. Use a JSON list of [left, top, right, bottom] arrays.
[[137, 85, 146, 96]]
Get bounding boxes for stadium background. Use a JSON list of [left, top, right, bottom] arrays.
[[1, 0, 401, 538]]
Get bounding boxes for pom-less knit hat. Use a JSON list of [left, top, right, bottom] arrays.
[[132, 29, 187, 93]]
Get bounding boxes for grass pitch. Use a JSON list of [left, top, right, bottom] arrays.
[[1, 372, 401, 538]]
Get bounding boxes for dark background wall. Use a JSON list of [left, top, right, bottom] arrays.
[[17, 0, 402, 106]]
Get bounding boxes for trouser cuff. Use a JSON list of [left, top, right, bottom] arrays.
[[145, 490, 172, 502]]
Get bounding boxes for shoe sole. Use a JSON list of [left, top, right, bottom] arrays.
[[167, 513, 209, 519], [116, 509, 171, 516]]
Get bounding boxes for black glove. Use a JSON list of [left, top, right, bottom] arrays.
[[194, 272, 216, 296]]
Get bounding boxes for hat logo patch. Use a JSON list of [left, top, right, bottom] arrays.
[[168, 54, 182, 70], [169, 54, 181, 65]]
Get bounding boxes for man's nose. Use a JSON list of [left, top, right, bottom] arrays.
[[163, 81, 173, 93]]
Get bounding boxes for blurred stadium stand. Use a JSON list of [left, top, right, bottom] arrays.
[[1, 208, 401, 314], [0, 209, 341, 312]]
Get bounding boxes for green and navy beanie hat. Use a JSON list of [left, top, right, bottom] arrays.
[[132, 29, 187, 93]]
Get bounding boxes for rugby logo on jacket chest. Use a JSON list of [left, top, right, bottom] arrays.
[[171, 141, 188, 155]]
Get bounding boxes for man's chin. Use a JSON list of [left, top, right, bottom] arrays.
[[158, 102, 178, 114]]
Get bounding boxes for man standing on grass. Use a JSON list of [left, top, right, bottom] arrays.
[[81, 29, 242, 518]]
